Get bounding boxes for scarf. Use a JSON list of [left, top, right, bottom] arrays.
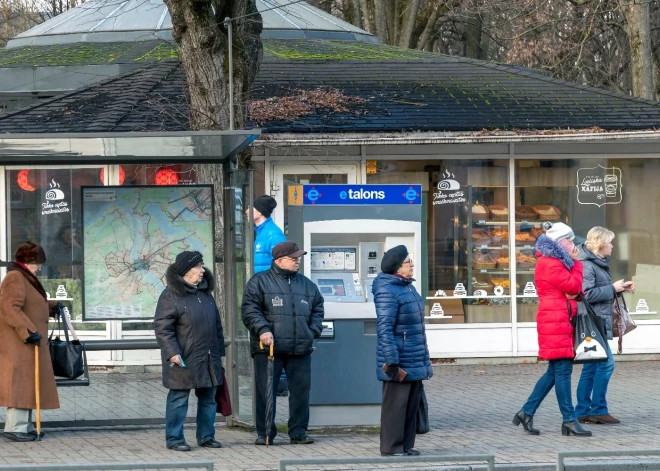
[[8, 261, 48, 301]]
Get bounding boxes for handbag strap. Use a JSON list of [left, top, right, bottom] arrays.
[[62, 307, 79, 341]]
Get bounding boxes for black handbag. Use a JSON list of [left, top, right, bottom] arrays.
[[49, 305, 85, 380], [416, 385, 430, 434], [573, 296, 608, 364]]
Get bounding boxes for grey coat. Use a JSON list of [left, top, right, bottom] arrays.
[[154, 265, 225, 390], [577, 244, 617, 340]]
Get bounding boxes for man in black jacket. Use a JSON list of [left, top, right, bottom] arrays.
[[242, 241, 324, 446]]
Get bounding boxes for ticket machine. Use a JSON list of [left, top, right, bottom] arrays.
[[287, 184, 423, 426]]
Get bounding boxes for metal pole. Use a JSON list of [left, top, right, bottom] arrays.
[[224, 17, 234, 131]]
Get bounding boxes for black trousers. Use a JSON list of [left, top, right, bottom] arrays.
[[254, 353, 311, 440], [380, 380, 423, 454]]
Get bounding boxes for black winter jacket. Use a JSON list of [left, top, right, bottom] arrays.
[[242, 263, 324, 357], [154, 265, 225, 390], [577, 244, 618, 340]]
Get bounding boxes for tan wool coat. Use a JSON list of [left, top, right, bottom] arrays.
[[0, 269, 60, 410]]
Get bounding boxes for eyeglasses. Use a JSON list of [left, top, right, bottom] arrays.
[[284, 256, 301, 262], [402, 259, 414, 266]]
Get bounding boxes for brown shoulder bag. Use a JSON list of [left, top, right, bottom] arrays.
[[612, 296, 636, 353]]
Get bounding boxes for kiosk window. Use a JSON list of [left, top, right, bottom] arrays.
[[366, 159, 512, 324]]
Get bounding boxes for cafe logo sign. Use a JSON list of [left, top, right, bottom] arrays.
[[42, 179, 70, 215], [433, 169, 466, 205], [576, 165, 622, 207]]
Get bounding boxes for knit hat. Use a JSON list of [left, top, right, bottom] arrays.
[[15, 241, 46, 264], [175, 250, 204, 276], [254, 195, 277, 219], [381, 245, 409, 274], [543, 222, 575, 242]]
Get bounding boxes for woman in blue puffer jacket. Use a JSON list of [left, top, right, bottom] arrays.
[[373, 245, 432, 457]]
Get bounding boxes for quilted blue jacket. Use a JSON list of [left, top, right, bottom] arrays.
[[373, 273, 433, 382], [254, 218, 286, 274]]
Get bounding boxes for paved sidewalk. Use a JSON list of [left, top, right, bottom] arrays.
[[1, 361, 659, 470]]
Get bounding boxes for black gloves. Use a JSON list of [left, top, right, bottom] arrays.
[[385, 364, 400, 381], [24, 330, 42, 346]]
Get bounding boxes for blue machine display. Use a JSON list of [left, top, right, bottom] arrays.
[[303, 184, 422, 205]]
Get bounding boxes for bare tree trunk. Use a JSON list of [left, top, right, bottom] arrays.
[[415, 0, 443, 50], [164, 0, 263, 130], [359, 0, 373, 33], [386, 0, 396, 45], [620, 0, 655, 99], [342, 0, 362, 28], [464, 14, 483, 59], [374, 0, 387, 43], [397, 0, 421, 48], [479, 13, 491, 60]]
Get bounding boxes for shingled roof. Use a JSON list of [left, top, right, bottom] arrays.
[[1, 39, 660, 134]]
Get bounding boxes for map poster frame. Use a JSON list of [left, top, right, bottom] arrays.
[[81, 184, 215, 321]]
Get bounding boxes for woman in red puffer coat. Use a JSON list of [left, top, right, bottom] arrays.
[[513, 223, 592, 437]]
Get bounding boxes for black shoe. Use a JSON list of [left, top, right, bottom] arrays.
[[561, 420, 592, 437], [3, 432, 36, 442], [29, 431, 45, 438], [199, 439, 222, 448], [255, 436, 276, 446], [381, 452, 404, 456], [513, 410, 540, 435], [405, 448, 420, 456], [166, 443, 191, 451], [290, 434, 314, 445]]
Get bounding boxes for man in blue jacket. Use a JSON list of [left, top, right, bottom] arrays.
[[250, 195, 286, 274]]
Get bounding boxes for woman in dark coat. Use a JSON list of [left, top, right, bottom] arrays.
[[513, 223, 591, 437], [373, 245, 432, 456], [575, 227, 633, 425], [0, 242, 60, 442], [154, 251, 225, 451]]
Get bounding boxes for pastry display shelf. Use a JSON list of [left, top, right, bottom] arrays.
[[472, 268, 535, 274], [471, 245, 536, 250], [465, 220, 560, 227], [426, 295, 513, 300]]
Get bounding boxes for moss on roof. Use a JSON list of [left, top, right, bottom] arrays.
[[0, 38, 444, 68]]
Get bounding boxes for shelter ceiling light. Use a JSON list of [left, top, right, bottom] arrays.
[[17, 170, 36, 191], [155, 168, 179, 185], [100, 167, 126, 185]]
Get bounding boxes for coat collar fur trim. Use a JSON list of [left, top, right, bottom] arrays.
[[165, 264, 215, 297], [535, 235, 574, 270], [8, 262, 48, 301]]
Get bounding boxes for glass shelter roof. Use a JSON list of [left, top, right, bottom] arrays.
[[7, 0, 375, 47]]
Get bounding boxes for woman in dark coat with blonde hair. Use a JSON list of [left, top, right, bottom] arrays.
[[0, 242, 60, 442]]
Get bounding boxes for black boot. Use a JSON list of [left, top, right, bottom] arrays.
[[513, 410, 540, 435], [561, 420, 592, 437]]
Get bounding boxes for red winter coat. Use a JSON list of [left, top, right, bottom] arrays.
[[534, 235, 583, 361]]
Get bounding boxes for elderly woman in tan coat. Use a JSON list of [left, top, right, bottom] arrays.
[[0, 242, 60, 442]]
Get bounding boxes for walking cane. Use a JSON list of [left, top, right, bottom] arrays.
[[34, 344, 41, 441]]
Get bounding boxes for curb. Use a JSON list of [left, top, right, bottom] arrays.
[[363, 460, 660, 471]]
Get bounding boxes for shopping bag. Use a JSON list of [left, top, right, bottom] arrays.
[[215, 367, 232, 417], [573, 297, 608, 364], [49, 305, 85, 379], [612, 296, 636, 353], [416, 385, 430, 434]]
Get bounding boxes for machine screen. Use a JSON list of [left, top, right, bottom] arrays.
[[317, 279, 346, 296]]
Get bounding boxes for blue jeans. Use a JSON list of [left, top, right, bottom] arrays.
[[521, 359, 576, 423], [575, 343, 615, 417], [165, 387, 217, 447]]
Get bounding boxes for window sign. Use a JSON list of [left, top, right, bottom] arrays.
[[576, 165, 622, 206], [433, 169, 466, 206], [42, 179, 70, 216]]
